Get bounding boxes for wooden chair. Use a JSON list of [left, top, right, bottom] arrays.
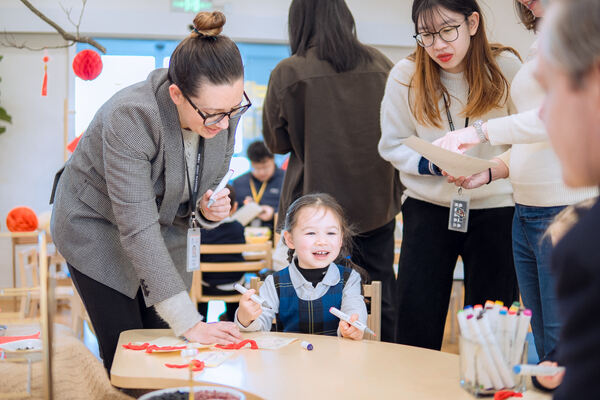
[[190, 241, 273, 306], [0, 231, 54, 399], [249, 276, 382, 341]]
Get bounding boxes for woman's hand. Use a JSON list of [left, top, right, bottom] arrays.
[[443, 158, 508, 190], [433, 126, 482, 154], [339, 314, 364, 341], [183, 321, 241, 345], [536, 361, 565, 390], [237, 289, 263, 327], [199, 188, 231, 222]]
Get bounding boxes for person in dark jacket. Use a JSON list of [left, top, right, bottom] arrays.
[[262, 0, 403, 342]]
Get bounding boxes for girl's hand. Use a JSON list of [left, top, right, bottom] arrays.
[[339, 313, 364, 341], [536, 361, 565, 390], [237, 289, 263, 327], [433, 126, 481, 154], [199, 188, 231, 222], [183, 321, 241, 345]]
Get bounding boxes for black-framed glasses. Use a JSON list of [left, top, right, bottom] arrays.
[[182, 90, 252, 126], [413, 20, 466, 48]]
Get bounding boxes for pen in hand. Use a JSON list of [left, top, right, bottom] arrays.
[[234, 283, 272, 309], [207, 169, 235, 208], [329, 307, 375, 336]]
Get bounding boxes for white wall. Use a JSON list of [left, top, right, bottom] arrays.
[[0, 1, 535, 286]]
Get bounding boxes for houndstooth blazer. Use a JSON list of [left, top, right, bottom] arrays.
[[50, 69, 238, 306]]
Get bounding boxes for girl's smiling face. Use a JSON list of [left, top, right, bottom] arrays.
[[283, 206, 343, 269]]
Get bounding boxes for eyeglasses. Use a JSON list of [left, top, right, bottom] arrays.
[[413, 20, 466, 48], [181, 90, 252, 126]]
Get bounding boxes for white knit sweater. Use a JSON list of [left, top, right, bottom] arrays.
[[486, 41, 598, 206], [379, 52, 521, 209]]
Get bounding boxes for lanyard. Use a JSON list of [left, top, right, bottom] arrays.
[[181, 132, 205, 228], [249, 178, 268, 204], [443, 94, 469, 131]]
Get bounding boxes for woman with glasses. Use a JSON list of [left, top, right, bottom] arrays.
[[50, 11, 247, 372], [434, 0, 598, 363], [262, 0, 403, 343], [378, 0, 521, 349]]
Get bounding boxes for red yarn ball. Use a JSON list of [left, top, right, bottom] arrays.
[[6, 207, 39, 232], [72, 49, 103, 81]]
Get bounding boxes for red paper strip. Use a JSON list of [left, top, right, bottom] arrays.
[[145, 344, 186, 353], [165, 359, 205, 372], [215, 339, 258, 350], [494, 391, 523, 400], [122, 342, 149, 351]]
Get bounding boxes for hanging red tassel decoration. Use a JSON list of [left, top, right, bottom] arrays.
[[41, 53, 49, 96], [72, 49, 103, 81]]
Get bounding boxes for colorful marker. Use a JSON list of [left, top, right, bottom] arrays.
[[207, 169, 235, 208], [234, 283, 272, 309], [513, 364, 565, 376], [329, 307, 375, 336]]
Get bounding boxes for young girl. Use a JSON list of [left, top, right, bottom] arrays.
[[378, 0, 522, 349], [235, 193, 368, 340]]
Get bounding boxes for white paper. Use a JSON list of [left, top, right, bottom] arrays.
[[232, 202, 263, 226], [404, 135, 496, 177], [193, 351, 231, 367], [253, 336, 298, 350]]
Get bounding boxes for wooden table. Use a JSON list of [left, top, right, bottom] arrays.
[[111, 329, 551, 400]]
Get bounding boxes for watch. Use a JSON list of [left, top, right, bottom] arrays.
[[473, 119, 488, 144]]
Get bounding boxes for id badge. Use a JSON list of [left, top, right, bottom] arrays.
[[187, 228, 201, 272], [448, 189, 470, 233]]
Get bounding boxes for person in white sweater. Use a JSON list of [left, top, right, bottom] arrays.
[[378, 0, 521, 349], [434, 0, 598, 360]]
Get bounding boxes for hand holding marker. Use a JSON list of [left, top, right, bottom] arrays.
[[207, 169, 235, 208], [329, 307, 375, 336], [234, 283, 272, 309]]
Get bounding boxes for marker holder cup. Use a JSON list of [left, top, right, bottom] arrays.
[[459, 335, 527, 397]]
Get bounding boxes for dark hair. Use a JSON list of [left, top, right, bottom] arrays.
[[225, 183, 237, 206], [247, 141, 274, 163], [283, 193, 370, 283], [288, 0, 373, 73], [408, 0, 521, 127], [514, 0, 538, 31], [168, 11, 244, 96]]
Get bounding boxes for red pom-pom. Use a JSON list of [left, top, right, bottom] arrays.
[[43, 56, 49, 63], [72, 50, 103, 81], [6, 207, 39, 232]]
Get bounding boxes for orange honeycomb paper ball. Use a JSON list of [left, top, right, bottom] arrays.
[[6, 207, 39, 232]]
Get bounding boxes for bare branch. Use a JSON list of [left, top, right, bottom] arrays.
[[17, 0, 106, 53]]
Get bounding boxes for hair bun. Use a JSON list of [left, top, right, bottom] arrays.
[[192, 11, 226, 37]]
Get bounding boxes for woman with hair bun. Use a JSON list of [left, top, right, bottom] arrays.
[[50, 11, 249, 371]]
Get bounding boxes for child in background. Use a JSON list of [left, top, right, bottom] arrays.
[[235, 193, 368, 340], [199, 184, 246, 322]]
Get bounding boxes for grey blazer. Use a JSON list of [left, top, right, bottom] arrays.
[[50, 69, 238, 306]]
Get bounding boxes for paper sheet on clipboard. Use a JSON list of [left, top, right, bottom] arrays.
[[404, 135, 496, 177], [232, 202, 263, 226]]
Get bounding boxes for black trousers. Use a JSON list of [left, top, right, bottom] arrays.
[[68, 264, 169, 372], [395, 198, 519, 349], [351, 219, 397, 343]]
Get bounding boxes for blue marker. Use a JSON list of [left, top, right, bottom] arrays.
[[301, 341, 313, 351]]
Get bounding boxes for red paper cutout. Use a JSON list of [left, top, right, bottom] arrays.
[[122, 342, 149, 351], [215, 339, 259, 350], [494, 391, 523, 400], [41, 55, 49, 96], [67, 135, 82, 153], [145, 344, 186, 353], [165, 359, 205, 372], [0, 332, 40, 345]]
